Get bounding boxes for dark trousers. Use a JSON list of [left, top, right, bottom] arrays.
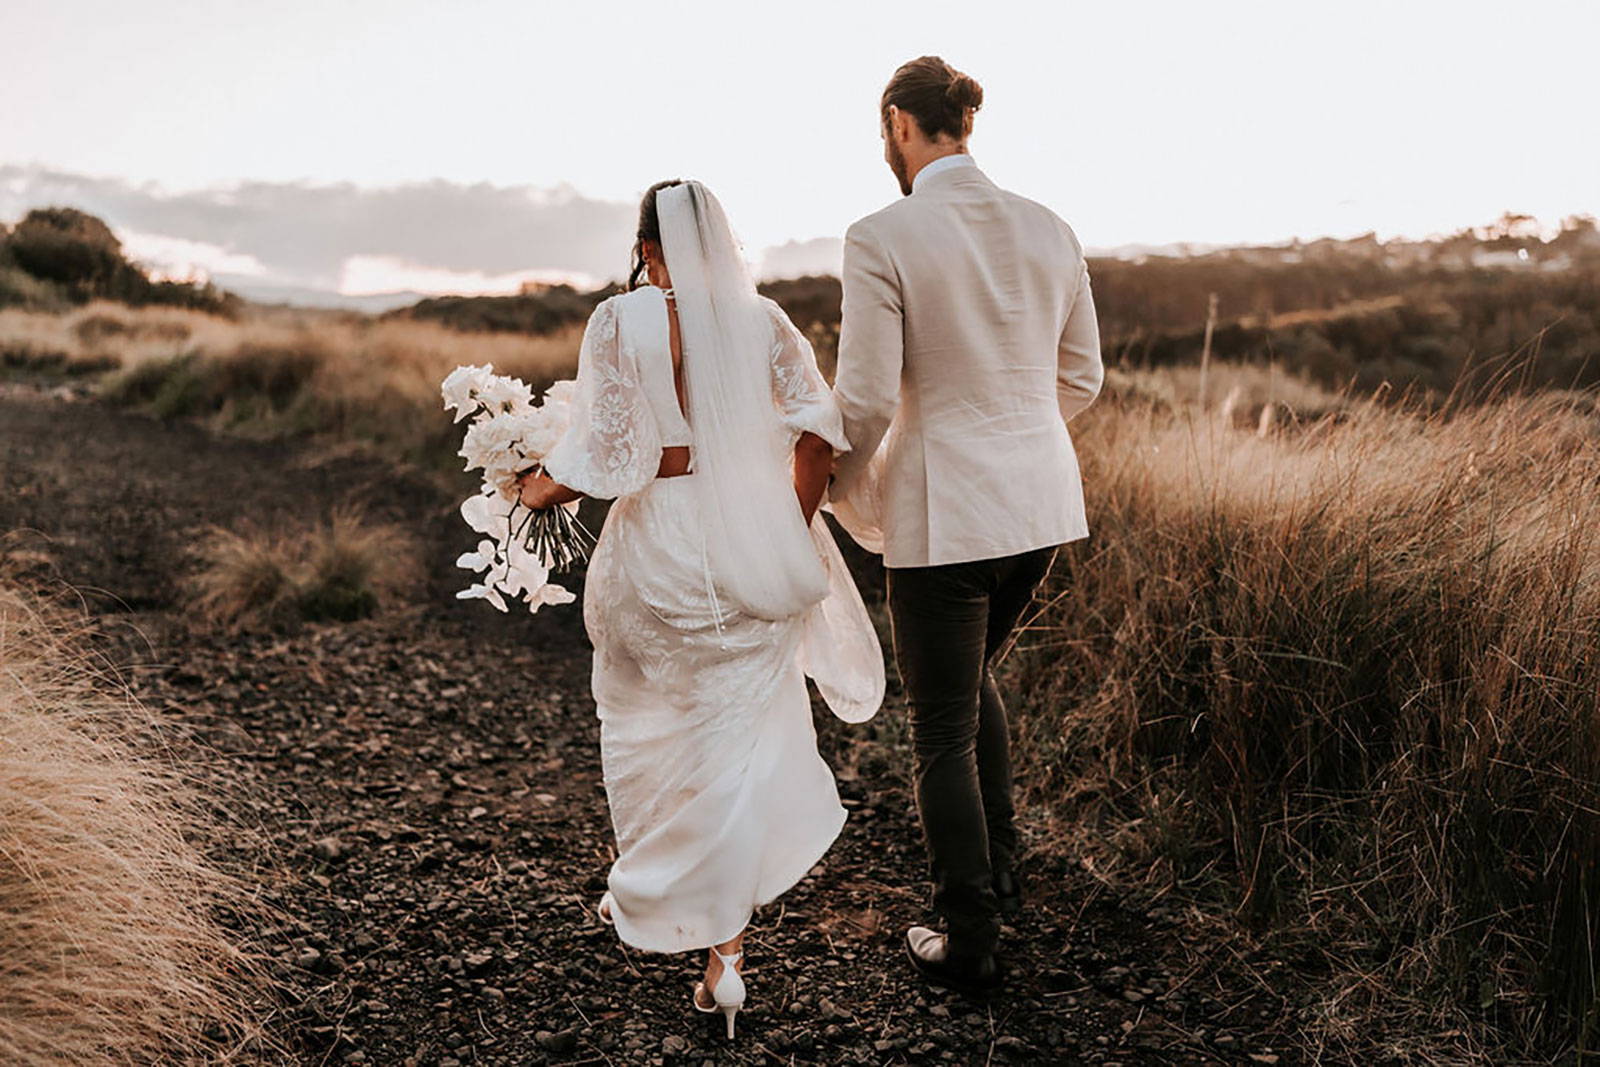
[[886, 545, 1056, 958]]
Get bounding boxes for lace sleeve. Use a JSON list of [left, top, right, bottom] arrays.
[[542, 299, 662, 500], [766, 301, 850, 454]]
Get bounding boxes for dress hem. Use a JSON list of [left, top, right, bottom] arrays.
[[606, 803, 848, 955]]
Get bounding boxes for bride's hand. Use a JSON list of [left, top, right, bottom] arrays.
[[518, 472, 562, 510]]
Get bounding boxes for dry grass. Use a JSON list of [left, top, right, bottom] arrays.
[[0, 586, 270, 1064], [1010, 370, 1600, 1061], [0, 301, 231, 372], [8, 286, 1595, 1059], [188, 507, 419, 630], [1104, 359, 1352, 424], [0, 301, 581, 468]]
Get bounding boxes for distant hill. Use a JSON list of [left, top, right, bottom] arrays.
[[382, 275, 844, 343], [213, 276, 427, 314], [383, 283, 617, 336]]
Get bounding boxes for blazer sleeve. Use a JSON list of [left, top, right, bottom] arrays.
[[831, 219, 903, 497], [1057, 259, 1104, 423]]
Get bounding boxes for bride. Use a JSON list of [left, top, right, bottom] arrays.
[[514, 180, 884, 1038]]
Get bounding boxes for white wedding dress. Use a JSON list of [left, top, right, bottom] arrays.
[[542, 187, 884, 953]]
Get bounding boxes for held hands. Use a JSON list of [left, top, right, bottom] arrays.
[[794, 432, 835, 526]]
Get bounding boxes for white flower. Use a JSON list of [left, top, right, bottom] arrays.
[[441, 364, 496, 422], [544, 379, 578, 407], [503, 408, 565, 460], [481, 454, 527, 492], [449, 372, 586, 616], [500, 549, 550, 598], [456, 582, 508, 612], [460, 490, 514, 536], [455, 539, 498, 572], [525, 582, 577, 612], [479, 374, 535, 416], [459, 414, 520, 471], [490, 470, 522, 501], [536, 415, 571, 457]]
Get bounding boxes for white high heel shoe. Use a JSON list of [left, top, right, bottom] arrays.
[[692, 947, 746, 1039]]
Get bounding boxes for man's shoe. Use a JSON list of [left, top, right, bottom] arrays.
[[994, 869, 1023, 916], [905, 926, 1005, 998]]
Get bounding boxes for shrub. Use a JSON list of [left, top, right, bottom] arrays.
[[298, 509, 418, 622], [0, 207, 236, 316], [0, 266, 70, 312], [6, 208, 127, 294]]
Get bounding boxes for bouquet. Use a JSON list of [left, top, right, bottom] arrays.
[[441, 364, 593, 612]]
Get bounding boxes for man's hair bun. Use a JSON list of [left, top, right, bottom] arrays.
[[945, 74, 983, 113], [881, 56, 984, 141]]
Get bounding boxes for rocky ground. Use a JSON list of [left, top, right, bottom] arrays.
[[0, 385, 1309, 1065]]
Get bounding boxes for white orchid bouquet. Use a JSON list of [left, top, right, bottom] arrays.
[[441, 364, 593, 613]]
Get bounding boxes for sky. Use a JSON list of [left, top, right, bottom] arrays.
[[2, 0, 1596, 299]]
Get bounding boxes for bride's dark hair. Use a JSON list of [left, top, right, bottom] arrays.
[[628, 179, 685, 290]]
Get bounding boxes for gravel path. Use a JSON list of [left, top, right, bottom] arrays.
[[0, 387, 1304, 1065]]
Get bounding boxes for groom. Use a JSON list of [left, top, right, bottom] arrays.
[[831, 56, 1103, 995]]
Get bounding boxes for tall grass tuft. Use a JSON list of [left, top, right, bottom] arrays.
[[0, 586, 268, 1064], [1011, 372, 1600, 1059], [188, 508, 418, 630]]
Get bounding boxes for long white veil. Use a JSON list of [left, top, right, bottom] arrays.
[[656, 181, 831, 621]]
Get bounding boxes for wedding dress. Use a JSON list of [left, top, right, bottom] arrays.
[[542, 182, 884, 953]]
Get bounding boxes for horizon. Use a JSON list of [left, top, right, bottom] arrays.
[[3, 167, 1585, 306], [3, 0, 1595, 301]]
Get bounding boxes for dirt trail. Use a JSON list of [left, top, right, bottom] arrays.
[[0, 389, 1302, 1066]]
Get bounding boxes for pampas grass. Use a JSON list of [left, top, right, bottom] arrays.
[[188, 508, 419, 630], [0, 586, 268, 1064]]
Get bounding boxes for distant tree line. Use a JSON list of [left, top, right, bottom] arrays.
[[6, 204, 1597, 401], [392, 283, 620, 336], [386, 217, 1600, 399], [0, 207, 238, 315], [1099, 255, 1600, 397], [387, 275, 843, 336]]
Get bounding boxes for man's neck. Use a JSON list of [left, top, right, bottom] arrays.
[[907, 147, 972, 191]]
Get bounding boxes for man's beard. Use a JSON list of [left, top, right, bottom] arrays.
[[887, 138, 913, 196]]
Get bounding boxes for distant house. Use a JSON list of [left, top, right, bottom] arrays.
[[1471, 248, 1530, 269]]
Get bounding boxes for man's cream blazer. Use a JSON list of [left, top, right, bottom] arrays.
[[831, 158, 1103, 568]]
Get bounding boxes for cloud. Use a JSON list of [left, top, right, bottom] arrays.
[[115, 229, 270, 283], [0, 165, 847, 302], [0, 165, 638, 293]]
